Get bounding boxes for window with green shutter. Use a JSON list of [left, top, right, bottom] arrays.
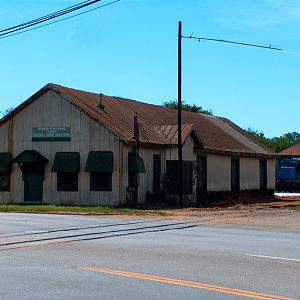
[[85, 151, 113, 192], [52, 152, 80, 192]]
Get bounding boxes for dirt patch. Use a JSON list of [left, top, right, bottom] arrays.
[[161, 199, 300, 231]]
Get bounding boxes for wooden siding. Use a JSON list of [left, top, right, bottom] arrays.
[[0, 90, 121, 205], [121, 144, 165, 203], [240, 158, 260, 190], [0, 90, 277, 205], [267, 159, 276, 189], [207, 154, 231, 192]]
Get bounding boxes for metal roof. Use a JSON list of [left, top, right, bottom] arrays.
[[0, 83, 276, 157], [280, 143, 300, 156]]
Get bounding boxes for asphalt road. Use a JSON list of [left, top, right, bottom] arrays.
[[0, 213, 299, 300]]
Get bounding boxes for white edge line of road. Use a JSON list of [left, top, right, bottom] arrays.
[[246, 254, 300, 262]]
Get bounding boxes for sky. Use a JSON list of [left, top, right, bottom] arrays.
[[0, 0, 299, 138]]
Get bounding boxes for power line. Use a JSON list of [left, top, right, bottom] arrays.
[[0, 0, 121, 39], [0, 0, 93, 34], [182, 35, 282, 51], [0, 0, 101, 37]]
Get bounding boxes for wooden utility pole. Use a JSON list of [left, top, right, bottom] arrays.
[[133, 116, 140, 203], [178, 21, 183, 206]]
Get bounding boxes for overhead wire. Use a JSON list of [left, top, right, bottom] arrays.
[[0, 0, 104, 37], [182, 35, 282, 51], [0, 0, 121, 39], [0, 0, 93, 34]]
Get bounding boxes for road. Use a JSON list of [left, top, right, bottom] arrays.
[[0, 212, 299, 300]]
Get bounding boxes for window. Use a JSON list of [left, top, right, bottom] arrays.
[[90, 172, 112, 191], [85, 151, 114, 192], [166, 160, 193, 195], [153, 154, 161, 192], [52, 152, 80, 192], [57, 172, 78, 191], [0, 173, 10, 191]]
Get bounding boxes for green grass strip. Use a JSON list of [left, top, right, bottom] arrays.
[[0, 205, 168, 216]]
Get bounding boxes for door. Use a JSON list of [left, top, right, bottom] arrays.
[[260, 160, 267, 191], [24, 170, 44, 202], [196, 156, 207, 199], [231, 158, 240, 192]]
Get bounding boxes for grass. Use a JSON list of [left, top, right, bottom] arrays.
[[0, 205, 168, 216], [295, 206, 300, 211]]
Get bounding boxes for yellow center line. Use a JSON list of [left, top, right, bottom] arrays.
[[78, 267, 295, 300]]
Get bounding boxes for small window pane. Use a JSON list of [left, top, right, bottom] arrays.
[[90, 172, 112, 191], [57, 173, 78, 191]]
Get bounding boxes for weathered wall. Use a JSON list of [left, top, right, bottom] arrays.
[[0, 90, 276, 205], [207, 154, 231, 191], [0, 90, 121, 205], [267, 159, 276, 190], [122, 144, 165, 204], [240, 158, 260, 190]]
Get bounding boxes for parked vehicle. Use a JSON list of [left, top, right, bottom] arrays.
[[276, 159, 300, 192]]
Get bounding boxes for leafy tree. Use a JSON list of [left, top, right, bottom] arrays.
[[245, 128, 300, 153], [163, 100, 213, 115], [245, 128, 268, 144]]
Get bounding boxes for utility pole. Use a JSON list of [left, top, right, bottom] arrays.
[[178, 21, 183, 206], [133, 116, 140, 204], [177, 22, 281, 207]]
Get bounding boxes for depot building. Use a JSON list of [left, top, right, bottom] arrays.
[[0, 83, 277, 205]]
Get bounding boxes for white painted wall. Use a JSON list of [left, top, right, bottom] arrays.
[[207, 154, 231, 191], [267, 159, 276, 189], [0, 90, 121, 205], [240, 158, 259, 190]]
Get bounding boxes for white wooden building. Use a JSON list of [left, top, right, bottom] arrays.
[[0, 84, 277, 205]]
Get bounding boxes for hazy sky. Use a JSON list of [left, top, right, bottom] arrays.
[[0, 0, 299, 137]]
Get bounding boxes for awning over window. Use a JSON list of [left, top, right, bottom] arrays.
[[12, 150, 48, 164], [0, 153, 12, 173], [52, 152, 80, 173], [128, 154, 146, 173], [85, 151, 113, 172]]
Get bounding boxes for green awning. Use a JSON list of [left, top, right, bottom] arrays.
[[0, 153, 12, 173], [85, 151, 113, 172], [12, 150, 48, 164], [52, 152, 80, 173], [128, 154, 146, 173]]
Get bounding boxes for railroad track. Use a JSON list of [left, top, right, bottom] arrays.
[[0, 219, 203, 252]]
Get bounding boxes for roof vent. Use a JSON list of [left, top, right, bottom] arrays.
[[97, 93, 105, 110]]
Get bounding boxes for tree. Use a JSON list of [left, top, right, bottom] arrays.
[[245, 128, 268, 145], [163, 100, 213, 115], [245, 128, 300, 153]]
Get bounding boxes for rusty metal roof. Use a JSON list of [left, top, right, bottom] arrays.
[[280, 143, 300, 156], [0, 83, 276, 156]]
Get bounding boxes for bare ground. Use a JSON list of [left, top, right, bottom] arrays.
[[161, 196, 300, 231]]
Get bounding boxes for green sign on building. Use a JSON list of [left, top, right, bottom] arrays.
[[32, 127, 71, 141]]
